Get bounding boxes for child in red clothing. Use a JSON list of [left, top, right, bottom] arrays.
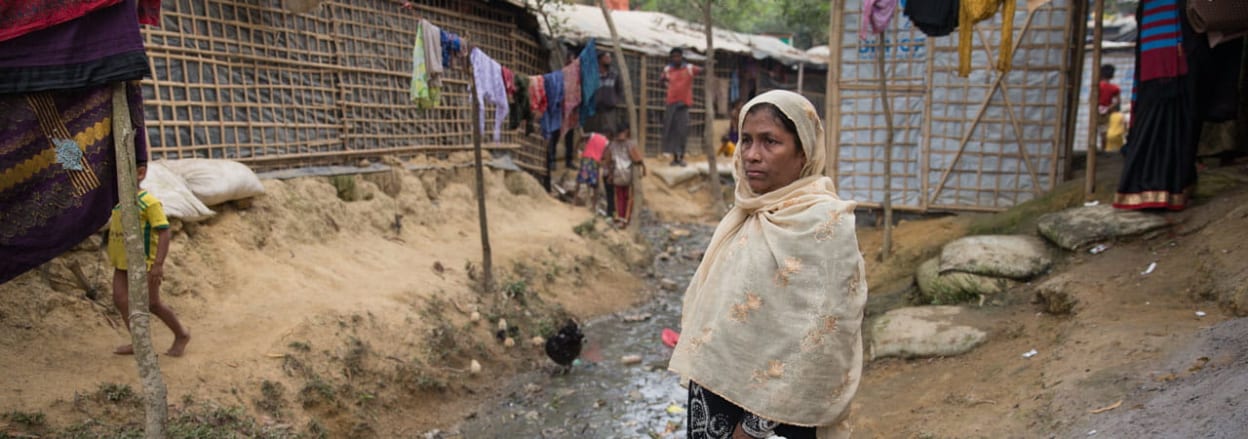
[[603, 127, 646, 227]]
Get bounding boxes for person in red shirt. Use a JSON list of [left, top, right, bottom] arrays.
[[662, 47, 702, 167], [1097, 64, 1122, 152]]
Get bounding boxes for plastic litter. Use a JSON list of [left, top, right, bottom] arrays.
[[662, 328, 680, 348], [1022, 349, 1039, 359], [1141, 262, 1157, 275], [1196, 311, 1207, 318], [666, 404, 686, 415], [1084, 200, 1100, 207], [1088, 430, 1097, 436], [1089, 244, 1110, 254], [620, 354, 643, 365]]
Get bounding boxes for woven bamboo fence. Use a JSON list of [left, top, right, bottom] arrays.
[[138, 0, 551, 174], [829, 0, 1080, 212]]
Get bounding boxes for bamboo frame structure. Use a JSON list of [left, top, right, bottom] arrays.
[[138, 0, 550, 174]]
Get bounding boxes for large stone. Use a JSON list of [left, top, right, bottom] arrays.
[[868, 306, 988, 360], [915, 258, 1019, 305], [939, 235, 1052, 280], [1036, 205, 1170, 251], [1032, 274, 1079, 315]]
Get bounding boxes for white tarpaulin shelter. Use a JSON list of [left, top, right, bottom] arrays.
[[827, 0, 1081, 212]]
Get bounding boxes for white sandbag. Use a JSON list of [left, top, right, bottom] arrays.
[[163, 159, 265, 206], [692, 160, 735, 178], [141, 162, 215, 222], [652, 166, 702, 187]]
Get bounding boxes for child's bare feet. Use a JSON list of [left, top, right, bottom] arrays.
[[114, 344, 134, 355], [166, 334, 191, 357]]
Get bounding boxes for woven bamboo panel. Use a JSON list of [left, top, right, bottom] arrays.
[[140, 0, 549, 173], [830, 0, 1076, 212]]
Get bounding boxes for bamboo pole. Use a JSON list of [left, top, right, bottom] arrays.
[[468, 62, 493, 294], [599, 1, 645, 230], [825, 0, 845, 179], [797, 62, 805, 93], [111, 83, 168, 438], [1085, 0, 1105, 201], [876, 38, 894, 259], [701, 0, 726, 215]]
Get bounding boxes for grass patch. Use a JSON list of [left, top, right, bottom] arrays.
[[3, 410, 46, 427], [256, 380, 287, 418], [300, 376, 337, 408], [97, 383, 136, 404], [287, 341, 312, 353]]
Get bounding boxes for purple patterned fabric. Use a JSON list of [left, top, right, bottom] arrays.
[[0, 82, 149, 284], [860, 0, 899, 40], [0, 0, 148, 94]]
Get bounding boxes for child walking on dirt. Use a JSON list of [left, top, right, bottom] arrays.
[[574, 132, 609, 213], [108, 163, 190, 357], [603, 126, 645, 228]]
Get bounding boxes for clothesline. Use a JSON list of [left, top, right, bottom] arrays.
[[406, 11, 604, 146]]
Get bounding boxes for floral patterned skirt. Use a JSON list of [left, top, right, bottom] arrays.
[[687, 381, 816, 439]]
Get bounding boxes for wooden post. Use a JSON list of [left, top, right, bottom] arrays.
[[825, 0, 845, 179], [1085, 0, 1105, 200], [111, 82, 168, 438], [599, 1, 646, 230], [701, 0, 726, 215], [876, 38, 894, 259], [468, 63, 493, 293], [796, 62, 805, 93]]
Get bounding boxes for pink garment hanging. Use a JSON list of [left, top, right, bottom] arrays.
[[529, 75, 546, 118], [859, 0, 899, 39], [561, 60, 581, 137]]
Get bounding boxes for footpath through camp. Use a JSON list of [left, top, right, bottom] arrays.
[[2, 158, 1248, 437]]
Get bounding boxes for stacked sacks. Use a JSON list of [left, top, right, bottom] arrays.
[[914, 235, 1052, 305]]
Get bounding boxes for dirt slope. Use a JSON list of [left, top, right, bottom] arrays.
[[0, 161, 649, 437]]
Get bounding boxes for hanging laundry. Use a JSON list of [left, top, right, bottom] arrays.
[[958, 0, 1016, 77], [579, 39, 600, 121], [562, 60, 581, 137], [137, 0, 161, 26], [541, 71, 564, 138], [0, 0, 117, 42], [904, 0, 959, 38], [470, 48, 509, 143], [530, 75, 547, 119], [440, 29, 462, 70], [729, 70, 740, 103], [859, 0, 899, 40], [0, 0, 150, 94], [1, 82, 150, 283], [502, 67, 516, 100], [509, 74, 536, 135], [411, 19, 444, 109]]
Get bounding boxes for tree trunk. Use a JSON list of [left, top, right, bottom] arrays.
[[702, 0, 726, 215], [876, 37, 894, 259], [599, 0, 645, 231], [111, 82, 168, 438], [468, 64, 494, 294]]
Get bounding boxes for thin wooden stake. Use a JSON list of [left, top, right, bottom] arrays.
[[467, 64, 493, 294], [876, 37, 894, 259], [701, 0, 726, 215], [826, 0, 845, 179], [1085, 0, 1105, 200], [112, 82, 168, 438], [599, 1, 645, 230]]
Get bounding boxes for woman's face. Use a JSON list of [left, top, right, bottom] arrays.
[[739, 107, 805, 194]]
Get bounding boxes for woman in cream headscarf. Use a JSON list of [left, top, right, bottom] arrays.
[[669, 90, 866, 439]]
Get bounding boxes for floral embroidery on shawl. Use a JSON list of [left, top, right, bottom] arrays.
[[774, 257, 803, 286]]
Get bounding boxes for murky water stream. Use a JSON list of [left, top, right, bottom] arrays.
[[456, 221, 714, 439]]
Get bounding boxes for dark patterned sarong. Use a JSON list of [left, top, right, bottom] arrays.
[[0, 82, 149, 284], [0, 0, 150, 94]]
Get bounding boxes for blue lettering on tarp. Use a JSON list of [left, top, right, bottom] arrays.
[[856, 36, 927, 60]]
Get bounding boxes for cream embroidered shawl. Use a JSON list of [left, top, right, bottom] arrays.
[[668, 90, 867, 439]]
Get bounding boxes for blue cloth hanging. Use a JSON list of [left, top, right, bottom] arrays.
[[579, 39, 600, 121], [541, 70, 564, 138]]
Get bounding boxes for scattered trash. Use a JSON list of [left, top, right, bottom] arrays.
[[1089, 244, 1110, 254], [621, 354, 643, 365], [572, 359, 583, 367], [628, 390, 643, 401], [503, 337, 516, 348], [523, 383, 543, 394], [1088, 400, 1122, 414], [1141, 262, 1157, 276], [1023, 349, 1039, 359], [469, 359, 482, 375], [1084, 200, 1100, 207], [1195, 311, 1207, 318], [662, 328, 680, 348], [666, 404, 686, 415], [524, 410, 540, 421], [623, 313, 653, 323], [1087, 430, 1097, 436], [530, 336, 545, 347]]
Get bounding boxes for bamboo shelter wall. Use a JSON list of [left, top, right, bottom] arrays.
[[832, 0, 1077, 212], [139, 0, 550, 173]]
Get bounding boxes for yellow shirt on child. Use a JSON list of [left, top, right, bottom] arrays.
[[107, 190, 170, 270]]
